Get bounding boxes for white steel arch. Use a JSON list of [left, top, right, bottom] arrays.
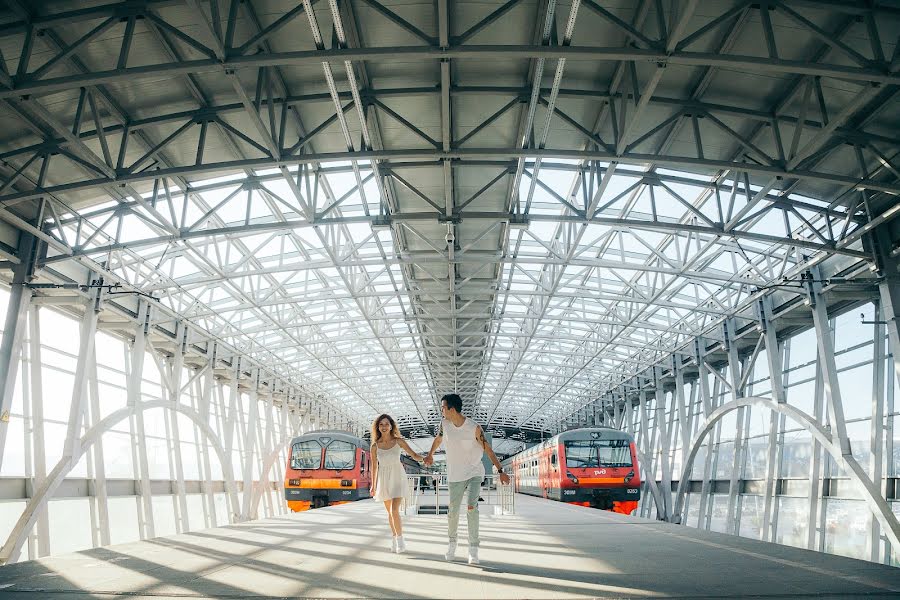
[[0, 398, 242, 565], [672, 396, 900, 553]]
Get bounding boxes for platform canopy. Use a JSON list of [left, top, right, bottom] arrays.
[[0, 0, 897, 439]]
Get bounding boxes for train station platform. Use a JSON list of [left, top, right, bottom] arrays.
[[0, 495, 898, 599]]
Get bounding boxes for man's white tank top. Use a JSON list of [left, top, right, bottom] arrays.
[[442, 417, 486, 482]]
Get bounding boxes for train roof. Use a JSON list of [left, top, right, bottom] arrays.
[[556, 428, 634, 442], [289, 430, 366, 448]]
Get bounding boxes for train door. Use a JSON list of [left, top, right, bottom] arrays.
[[549, 449, 560, 500]]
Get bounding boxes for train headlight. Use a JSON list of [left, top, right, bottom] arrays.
[[566, 472, 579, 485], [289, 479, 300, 486], [340, 479, 353, 487]]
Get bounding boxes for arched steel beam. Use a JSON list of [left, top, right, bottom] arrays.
[[0, 399, 240, 565], [672, 396, 900, 552], [0, 46, 897, 102], [249, 438, 296, 520], [3, 148, 899, 206]]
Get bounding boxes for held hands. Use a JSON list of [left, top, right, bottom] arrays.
[[423, 454, 434, 467]]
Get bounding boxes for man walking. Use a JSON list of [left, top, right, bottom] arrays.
[[424, 393, 511, 565]]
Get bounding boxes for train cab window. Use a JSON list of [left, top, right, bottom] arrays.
[[324, 440, 356, 470], [291, 440, 322, 470], [565, 439, 631, 468]]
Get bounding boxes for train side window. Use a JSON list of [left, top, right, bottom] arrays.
[[550, 453, 557, 467]]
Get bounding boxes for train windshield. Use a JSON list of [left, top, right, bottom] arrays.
[[565, 439, 632, 468], [324, 440, 356, 470], [291, 440, 322, 470]]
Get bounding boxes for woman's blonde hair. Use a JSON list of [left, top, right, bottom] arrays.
[[371, 413, 400, 443]]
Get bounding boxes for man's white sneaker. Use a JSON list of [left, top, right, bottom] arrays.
[[444, 541, 457, 561], [468, 547, 480, 565], [395, 536, 406, 553], [390, 537, 398, 553]]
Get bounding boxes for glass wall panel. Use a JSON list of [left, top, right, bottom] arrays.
[[708, 495, 729, 533], [48, 499, 92, 555], [740, 495, 763, 540], [714, 442, 734, 479], [780, 430, 811, 478], [152, 495, 178, 537], [823, 499, 869, 560], [103, 432, 135, 478], [774, 497, 808, 549], [0, 501, 26, 550], [107, 497, 140, 545]]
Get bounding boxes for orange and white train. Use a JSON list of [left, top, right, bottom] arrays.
[[284, 430, 424, 511], [503, 427, 641, 515], [284, 430, 372, 511]]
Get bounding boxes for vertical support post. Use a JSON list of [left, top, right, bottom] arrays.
[[241, 370, 260, 521], [26, 306, 49, 557], [261, 393, 276, 518], [189, 369, 209, 528], [87, 345, 111, 547], [655, 371, 674, 520], [166, 324, 189, 533], [674, 356, 690, 476], [0, 232, 36, 473], [875, 229, 900, 392], [870, 300, 886, 562], [698, 375, 722, 529], [624, 397, 634, 437], [127, 303, 154, 540], [761, 297, 785, 542], [807, 353, 826, 551], [199, 343, 217, 527], [64, 301, 99, 460], [724, 319, 745, 535]]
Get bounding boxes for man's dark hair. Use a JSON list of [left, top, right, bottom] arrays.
[[441, 393, 463, 413]]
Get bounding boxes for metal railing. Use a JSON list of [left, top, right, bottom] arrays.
[[402, 474, 515, 516]]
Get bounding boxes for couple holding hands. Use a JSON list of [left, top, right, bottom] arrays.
[[370, 393, 510, 565]]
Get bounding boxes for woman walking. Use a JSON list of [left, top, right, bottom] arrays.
[[370, 414, 424, 553]]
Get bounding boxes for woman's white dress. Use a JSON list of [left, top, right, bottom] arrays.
[[374, 443, 407, 501]]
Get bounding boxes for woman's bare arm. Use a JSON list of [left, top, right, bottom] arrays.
[[397, 438, 424, 462], [370, 444, 378, 493]]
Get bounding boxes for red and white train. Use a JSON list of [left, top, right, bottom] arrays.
[[503, 427, 641, 515]]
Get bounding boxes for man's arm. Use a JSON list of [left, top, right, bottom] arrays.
[[476, 426, 511, 485], [424, 434, 442, 466]]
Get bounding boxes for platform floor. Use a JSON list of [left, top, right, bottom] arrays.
[[0, 494, 898, 599]]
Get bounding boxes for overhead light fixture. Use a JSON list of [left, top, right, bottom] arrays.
[[371, 217, 392, 231], [508, 216, 530, 230]]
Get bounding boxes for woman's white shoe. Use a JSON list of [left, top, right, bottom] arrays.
[[390, 537, 398, 553], [395, 536, 407, 553]]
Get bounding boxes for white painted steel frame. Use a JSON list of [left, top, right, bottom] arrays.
[[0, 0, 897, 565]]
